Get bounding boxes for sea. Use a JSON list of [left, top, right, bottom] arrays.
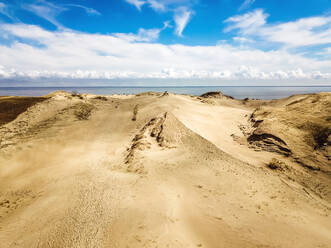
[[0, 86, 331, 100]]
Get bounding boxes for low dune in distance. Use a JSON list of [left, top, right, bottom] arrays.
[[0, 90, 330, 247]]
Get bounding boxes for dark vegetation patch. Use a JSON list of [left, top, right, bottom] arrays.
[[200, 91, 234, 99], [301, 122, 331, 149], [248, 132, 287, 145], [93, 96, 108, 101], [0, 97, 47, 126], [248, 132, 292, 156], [71, 90, 84, 99], [267, 158, 287, 170], [136, 92, 161, 97], [161, 91, 169, 96], [74, 104, 94, 120], [310, 125, 330, 149], [132, 104, 139, 121]]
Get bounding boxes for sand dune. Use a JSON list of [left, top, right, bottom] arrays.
[[0, 91, 330, 247]]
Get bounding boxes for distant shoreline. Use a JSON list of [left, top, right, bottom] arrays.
[[1, 85, 331, 88], [1, 86, 330, 99]]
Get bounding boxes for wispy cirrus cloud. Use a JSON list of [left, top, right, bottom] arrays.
[[124, 0, 194, 37], [174, 7, 192, 37], [23, 0, 67, 29], [64, 4, 101, 16], [239, 0, 255, 11], [224, 9, 267, 34], [0, 2, 17, 21], [125, 0, 193, 12], [19, 0, 101, 29]]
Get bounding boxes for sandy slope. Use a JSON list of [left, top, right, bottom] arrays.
[[0, 91, 330, 248]]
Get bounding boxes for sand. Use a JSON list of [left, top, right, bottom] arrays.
[[0, 91, 330, 247]]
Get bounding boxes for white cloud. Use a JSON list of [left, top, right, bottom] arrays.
[[262, 16, 331, 47], [147, 0, 166, 12], [174, 7, 192, 37], [65, 4, 101, 16], [125, 0, 193, 12], [114, 28, 161, 42], [125, 0, 146, 11], [225, 9, 267, 34], [225, 9, 331, 47], [239, 0, 255, 11], [114, 21, 169, 42], [1, 64, 330, 81], [0, 23, 330, 83], [324, 47, 331, 53], [233, 36, 254, 43], [1, 24, 54, 39]]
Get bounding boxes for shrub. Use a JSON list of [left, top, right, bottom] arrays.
[[94, 96, 108, 101], [132, 105, 139, 121], [71, 90, 83, 99], [303, 122, 330, 149], [311, 126, 330, 149], [74, 104, 93, 120], [267, 158, 286, 170]]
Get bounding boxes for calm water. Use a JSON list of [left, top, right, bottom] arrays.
[[0, 86, 330, 100]]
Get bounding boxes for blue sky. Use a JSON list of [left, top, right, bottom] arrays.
[[0, 0, 331, 85]]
